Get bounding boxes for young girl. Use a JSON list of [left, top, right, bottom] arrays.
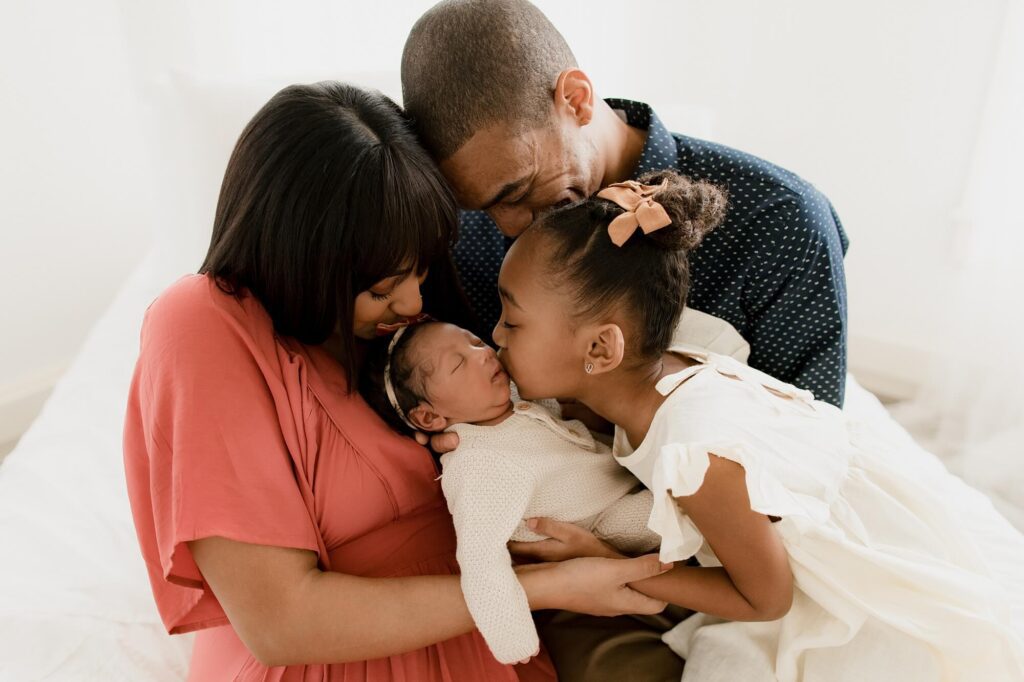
[[359, 320, 660, 665], [493, 170, 1024, 681]]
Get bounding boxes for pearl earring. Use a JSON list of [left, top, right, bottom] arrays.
[[584, 362, 594, 374]]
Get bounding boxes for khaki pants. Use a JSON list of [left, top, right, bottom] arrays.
[[534, 605, 691, 682]]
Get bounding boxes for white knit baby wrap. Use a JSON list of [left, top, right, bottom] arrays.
[[441, 307, 750, 664]]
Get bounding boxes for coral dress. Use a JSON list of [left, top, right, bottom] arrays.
[[123, 274, 554, 681], [614, 346, 1024, 682]]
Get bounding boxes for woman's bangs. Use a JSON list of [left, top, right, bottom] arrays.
[[350, 147, 458, 290]]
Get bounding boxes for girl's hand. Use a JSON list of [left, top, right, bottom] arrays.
[[517, 554, 671, 616], [509, 518, 622, 562]]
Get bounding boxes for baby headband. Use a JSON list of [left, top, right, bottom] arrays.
[[595, 179, 672, 247], [382, 314, 431, 431]]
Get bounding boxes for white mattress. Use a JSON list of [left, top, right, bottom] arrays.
[[0, 254, 922, 680]]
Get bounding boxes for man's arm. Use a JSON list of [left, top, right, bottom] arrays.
[[743, 192, 848, 407]]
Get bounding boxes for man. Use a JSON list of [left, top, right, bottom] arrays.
[[402, 0, 849, 409], [401, 1, 850, 678]]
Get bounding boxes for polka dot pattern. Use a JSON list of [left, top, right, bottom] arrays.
[[452, 99, 849, 407]]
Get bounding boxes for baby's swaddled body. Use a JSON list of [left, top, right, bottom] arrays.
[[441, 388, 659, 664]]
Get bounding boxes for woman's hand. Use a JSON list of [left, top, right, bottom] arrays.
[[517, 554, 671, 617], [509, 518, 623, 562]]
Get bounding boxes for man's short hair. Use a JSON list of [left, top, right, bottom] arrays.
[[401, 0, 577, 161]]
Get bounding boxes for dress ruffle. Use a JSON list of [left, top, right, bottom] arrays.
[[649, 440, 831, 564]]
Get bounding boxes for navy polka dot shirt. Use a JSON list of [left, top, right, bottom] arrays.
[[452, 99, 850, 407]]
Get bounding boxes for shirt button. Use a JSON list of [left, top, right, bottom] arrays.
[[517, 402, 531, 410]]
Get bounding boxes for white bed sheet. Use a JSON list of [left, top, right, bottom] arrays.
[[0, 253, 923, 680], [0, 254, 193, 681]]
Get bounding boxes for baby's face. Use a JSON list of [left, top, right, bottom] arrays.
[[412, 322, 512, 424]]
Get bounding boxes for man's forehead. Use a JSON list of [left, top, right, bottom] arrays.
[[440, 125, 535, 208]]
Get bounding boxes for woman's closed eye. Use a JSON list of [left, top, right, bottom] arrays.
[[369, 282, 397, 301]]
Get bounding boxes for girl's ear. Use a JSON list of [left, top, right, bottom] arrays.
[[407, 402, 448, 433], [584, 323, 625, 375]]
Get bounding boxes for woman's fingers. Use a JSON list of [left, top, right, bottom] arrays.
[[618, 585, 670, 615], [548, 555, 672, 616], [616, 553, 674, 582], [612, 555, 673, 614]]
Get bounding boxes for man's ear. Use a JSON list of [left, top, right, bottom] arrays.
[[553, 68, 595, 126], [407, 402, 448, 433], [584, 323, 625, 375]]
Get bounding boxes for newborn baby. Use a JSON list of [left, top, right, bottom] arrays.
[[360, 320, 659, 665]]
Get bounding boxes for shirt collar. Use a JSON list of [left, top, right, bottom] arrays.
[[604, 98, 678, 177]]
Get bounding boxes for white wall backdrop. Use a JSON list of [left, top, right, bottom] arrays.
[[0, 0, 1008, 441]]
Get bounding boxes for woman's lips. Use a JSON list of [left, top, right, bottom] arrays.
[[375, 313, 431, 336]]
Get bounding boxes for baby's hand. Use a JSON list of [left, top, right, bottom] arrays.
[[509, 518, 622, 562], [414, 430, 460, 454]]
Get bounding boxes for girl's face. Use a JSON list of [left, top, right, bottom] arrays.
[[492, 233, 587, 400], [353, 269, 428, 340]]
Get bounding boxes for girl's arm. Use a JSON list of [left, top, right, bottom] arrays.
[[628, 454, 793, 621], [189, 535, 670, 667], [511, 455, 793, 622]]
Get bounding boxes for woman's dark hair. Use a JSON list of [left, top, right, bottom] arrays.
[[359, 322, 438, 435], [532, 169, 727, 361], [200, 81, 476, 384]]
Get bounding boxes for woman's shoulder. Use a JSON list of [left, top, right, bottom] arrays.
[[146, 274, 266, 330], [141, 274, 275, 354]]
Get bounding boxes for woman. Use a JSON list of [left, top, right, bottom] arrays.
[[122, 82, 669, 681]]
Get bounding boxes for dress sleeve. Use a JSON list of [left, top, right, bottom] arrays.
[[124, 281, 319, 633], [647, 436, 831, 564], [440, 447, 539, 664], [743, 193, 848, 407]]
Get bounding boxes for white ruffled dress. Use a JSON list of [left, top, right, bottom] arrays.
[[613, 345, 1024, 682]]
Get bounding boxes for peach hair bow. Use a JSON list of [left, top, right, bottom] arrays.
[[595, 180, 671, 247]]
